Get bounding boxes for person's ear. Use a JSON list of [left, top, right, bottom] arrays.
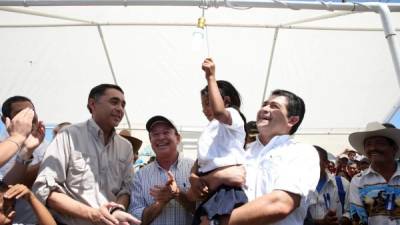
[[223, 96, 231, 107], [176, 132, 181, 144], [87, 98, 96, 113], [288, 116, 300, 128]]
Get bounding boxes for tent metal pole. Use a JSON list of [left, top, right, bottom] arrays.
[[281, 11, 354, 26], [0, 22, 398, 32], [0, 0, 399, 12], [261, 27, 279, 105], [0, 6, 94, 24], [97, 25, 132, 128], [384, 97, 400, 122], [367, 3, 400, 88]]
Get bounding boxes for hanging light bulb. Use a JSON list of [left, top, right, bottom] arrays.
[[192, 10, 207, 53]]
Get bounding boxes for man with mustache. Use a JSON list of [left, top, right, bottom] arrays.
[[347, 122, 400, 225], [33, 84, 140, 225]]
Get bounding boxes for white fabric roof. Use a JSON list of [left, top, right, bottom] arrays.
[[1, 1, 399, 153]]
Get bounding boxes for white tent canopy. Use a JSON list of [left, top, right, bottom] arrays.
[[1, 0, 399, 155]]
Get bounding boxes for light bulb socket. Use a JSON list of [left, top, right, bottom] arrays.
[[197, 17, 206, 29]]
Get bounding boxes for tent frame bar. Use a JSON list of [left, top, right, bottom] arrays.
[[0, 22, 399, 32], [0, 0, 399, 12], [372, 3, 400, 88]]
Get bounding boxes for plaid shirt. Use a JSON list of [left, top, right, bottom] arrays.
[[129, 154, 194, 225]]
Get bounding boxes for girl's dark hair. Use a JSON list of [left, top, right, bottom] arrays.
[[201, 80, 241, 109], [201, 80, 247, 147]]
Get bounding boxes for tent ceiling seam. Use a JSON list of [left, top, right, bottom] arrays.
[[96, 25, 132, 129], [261, 27, 279, 105]]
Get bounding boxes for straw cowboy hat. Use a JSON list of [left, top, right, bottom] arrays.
[[119, 129, 143, 153], [348, 121, 400, 157]]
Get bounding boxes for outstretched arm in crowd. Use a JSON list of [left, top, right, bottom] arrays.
[[202, 58, 232, 125], [0, 108, 34, 167], [4, 184, 56, 225], [4, 120, 45, 186]]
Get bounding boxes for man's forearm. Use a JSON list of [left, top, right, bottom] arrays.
[[116, 194, 130, 209], [202, 165, 245, 191], [47, 191, 95, 221], [141, 202, 166, 225], [227, 190, 299, 225], [23, 163, 41, 187]]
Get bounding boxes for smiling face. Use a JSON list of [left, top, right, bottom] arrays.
[[256, 95, 299, 142], [364, 136, 397, 164], [149, 123, 180, 160], [88, 88, 125, 131]]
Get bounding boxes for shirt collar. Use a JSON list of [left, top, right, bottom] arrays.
[[155, 152, 181, 171], [364, 162, 400, 178], [87, 118, 116, 143], [255, 134, 291, 153]]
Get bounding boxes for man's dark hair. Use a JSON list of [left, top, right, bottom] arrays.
[[1, 96, 33, 119], [87, 84, 124, 113], [271, 89, 305, 135], [314, 145, 328, 162]]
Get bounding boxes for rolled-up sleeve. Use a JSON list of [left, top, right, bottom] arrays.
[[129, 171, 146, 219], [32, 132, 70, 204], [274, 144, 320, 197]]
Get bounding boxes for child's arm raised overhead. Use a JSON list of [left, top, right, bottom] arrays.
[[4, 184, 56, 225], [202, 58, 232, 125]]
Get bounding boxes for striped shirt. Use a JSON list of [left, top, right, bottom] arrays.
[[129, 154, 194, 225]]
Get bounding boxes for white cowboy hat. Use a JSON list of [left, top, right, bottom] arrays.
[[348, 121, 400, 157]]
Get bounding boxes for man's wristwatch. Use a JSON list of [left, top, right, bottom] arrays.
[[109, 205, 125, 215], [16, 154, 33, 165]]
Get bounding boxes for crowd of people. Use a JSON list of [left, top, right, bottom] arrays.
[[0, 58, 399, 225]]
